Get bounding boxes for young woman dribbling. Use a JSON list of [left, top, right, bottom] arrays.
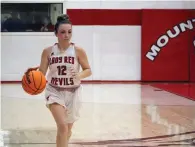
[[26, 14, 92, 147]]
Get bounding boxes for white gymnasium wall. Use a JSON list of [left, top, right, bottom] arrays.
[[2, 33, 57, 81], [1, 0, 193, 81], [64, 0, 194, 9], [93, 26, 141, 80], [1, 26, 141, 81]]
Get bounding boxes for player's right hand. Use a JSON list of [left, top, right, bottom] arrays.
[[25, 66, 39, 74]]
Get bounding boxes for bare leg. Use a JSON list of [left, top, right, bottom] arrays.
[[49, 103, 69, 147], [68, 123, 74, 141]]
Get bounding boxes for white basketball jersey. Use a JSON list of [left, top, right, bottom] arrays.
[[47, 43, 80, 88]]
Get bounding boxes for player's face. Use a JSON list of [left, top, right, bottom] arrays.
[[56, 23, 72, 42]]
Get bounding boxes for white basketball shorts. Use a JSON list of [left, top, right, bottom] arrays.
[[45, 84, 82, 123]]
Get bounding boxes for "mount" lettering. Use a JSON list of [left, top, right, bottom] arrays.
[[146, 19, 195, 61]]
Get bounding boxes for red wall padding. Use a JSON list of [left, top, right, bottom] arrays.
[[189, 10, 195, 82], [67, 9, 142, 25], [141, 9, 194, 82]]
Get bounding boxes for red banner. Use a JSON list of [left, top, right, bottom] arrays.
[[189, 10, 195, 82], [141, 10, 194, 81]]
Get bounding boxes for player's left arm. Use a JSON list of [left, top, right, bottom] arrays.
[[76, 46, 92, 79]]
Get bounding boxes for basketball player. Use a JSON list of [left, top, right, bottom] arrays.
[[26, 14, 92, 147]]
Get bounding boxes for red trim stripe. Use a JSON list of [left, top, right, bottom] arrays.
[[1, 80, 141, 84], [67, 9, 142, 25]]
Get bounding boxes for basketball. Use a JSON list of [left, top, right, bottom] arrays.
[[22, 70, 46, 95]]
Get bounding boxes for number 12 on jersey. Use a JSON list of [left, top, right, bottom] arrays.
[[57, 65, 67, 75]]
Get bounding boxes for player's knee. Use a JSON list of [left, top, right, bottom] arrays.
[[57, 123, 68, 134]]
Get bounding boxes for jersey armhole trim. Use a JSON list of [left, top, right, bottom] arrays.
[[73, 45, 80, 66], [47, 45, 55, 63]]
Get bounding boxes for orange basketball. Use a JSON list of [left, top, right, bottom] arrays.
[[22, 70, 46, 95]]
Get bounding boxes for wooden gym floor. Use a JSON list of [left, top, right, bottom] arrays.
[[1, 83, 195, 147]]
